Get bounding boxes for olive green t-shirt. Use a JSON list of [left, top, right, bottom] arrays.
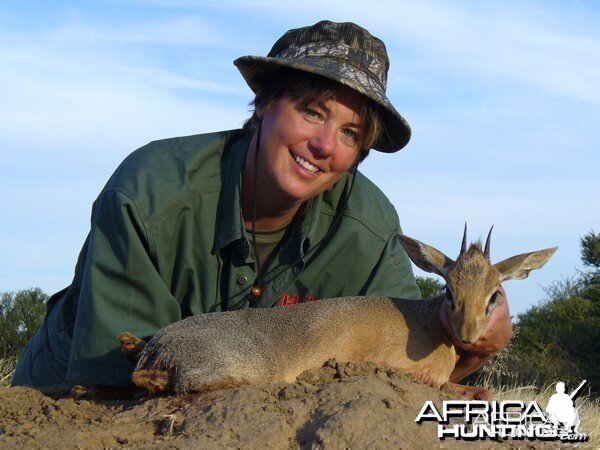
[[59, 129, 420, 386], [246, 220, 292, 272]]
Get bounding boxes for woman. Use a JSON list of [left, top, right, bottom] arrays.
[[13, 20, 511, 394]]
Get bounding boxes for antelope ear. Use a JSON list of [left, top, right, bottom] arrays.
[[398, 234, 454, 277], [494, 247, 557, 282]]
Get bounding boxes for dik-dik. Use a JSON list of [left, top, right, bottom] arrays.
[[121, 228, 556, 398]]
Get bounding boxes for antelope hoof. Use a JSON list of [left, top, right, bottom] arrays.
[[119, 332, 147, 365], [132, 369, 171, 394], [70, 384, 90, 400], [448, 382, 493, 401]]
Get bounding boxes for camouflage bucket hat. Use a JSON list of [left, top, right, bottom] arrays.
[[234, 20, 411, 153]]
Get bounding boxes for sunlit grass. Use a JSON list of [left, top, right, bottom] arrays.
[[0, 357, 16, 387], [470, 345, 600, 448], [491, 383, 600, 449]]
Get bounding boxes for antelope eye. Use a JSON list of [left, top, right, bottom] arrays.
[[489, 292, 498, 304], [486, 291, 499, 316], [445, 287, 455, 311]]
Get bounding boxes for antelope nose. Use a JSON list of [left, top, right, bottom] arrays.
[[461, 339, 473, 344]]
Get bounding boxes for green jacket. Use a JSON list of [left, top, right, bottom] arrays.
[[61, 129, 420, 386]]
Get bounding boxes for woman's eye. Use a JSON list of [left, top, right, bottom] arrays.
[[341, 129, 359, 141], [302, 108, 321, 120]]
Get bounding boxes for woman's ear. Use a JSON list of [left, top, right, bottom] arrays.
[[351, 150, 366, 170], [254, 99, 266, 120]]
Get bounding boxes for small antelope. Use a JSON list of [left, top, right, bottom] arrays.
[[121, 227, 556, 398]]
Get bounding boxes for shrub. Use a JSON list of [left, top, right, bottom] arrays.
[[469, 231, 600, 397], [415, 276, 443, 298], [0, 288, 47, 360]]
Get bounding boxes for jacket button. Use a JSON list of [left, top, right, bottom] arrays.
[[237, 275, 248, 285]]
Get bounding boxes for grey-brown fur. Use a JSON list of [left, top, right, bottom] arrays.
[[131, 232, 557, 395], [135, 295, 454, 393]]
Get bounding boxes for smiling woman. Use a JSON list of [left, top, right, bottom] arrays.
[[11, 20, 511, 395], [242, 67, 383, 161], [242, 85, 369, 225]]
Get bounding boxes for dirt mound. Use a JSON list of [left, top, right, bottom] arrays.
[[1, 361, 525, 449]]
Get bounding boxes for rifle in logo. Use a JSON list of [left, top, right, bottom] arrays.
[[569, 379, 587, 401]]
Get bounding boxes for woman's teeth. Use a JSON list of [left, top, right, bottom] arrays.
[[294, 154, 319, 173]]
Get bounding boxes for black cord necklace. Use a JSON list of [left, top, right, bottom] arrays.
[[249, 122, 263, 298], [248, 121, 358, 300]]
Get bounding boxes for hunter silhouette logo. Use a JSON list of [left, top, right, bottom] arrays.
[[545, 380, 585, 434], [415, 380, 589, 442]]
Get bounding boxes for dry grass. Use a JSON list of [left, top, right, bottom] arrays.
[[0, 358, 15, 387], [492, 383, 599, 448], [466, 340, 599, 447]]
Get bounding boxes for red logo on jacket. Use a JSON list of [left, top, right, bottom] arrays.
[[280, 293, 318, 306]]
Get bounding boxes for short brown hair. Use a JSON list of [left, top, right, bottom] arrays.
[[242, 69, 382, 163]]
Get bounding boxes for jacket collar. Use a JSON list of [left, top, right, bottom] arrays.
[[212, 132, 251, 255]]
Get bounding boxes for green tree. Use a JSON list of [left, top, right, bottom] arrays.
[[0, 288, 47, 360], [580, 230, 600, 268], [415, 276, 443, 298], [506, 231, 600, 395]]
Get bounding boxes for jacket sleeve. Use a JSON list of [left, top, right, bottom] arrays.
[[360, 214, 422, 300], [66, 189, 181, 386]]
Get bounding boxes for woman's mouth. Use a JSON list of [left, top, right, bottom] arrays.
[[292, 153, 320, 174]]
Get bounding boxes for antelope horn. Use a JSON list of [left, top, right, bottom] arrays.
[[484, 225, 494, 258], [460, 222, 468, 255]]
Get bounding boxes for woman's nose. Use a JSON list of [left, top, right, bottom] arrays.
[[308, 125, 336, 158]]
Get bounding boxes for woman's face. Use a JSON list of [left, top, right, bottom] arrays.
[[253, 87, 365, 208]]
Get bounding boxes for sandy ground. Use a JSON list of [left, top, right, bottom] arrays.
[[0, 361, 564, 449]]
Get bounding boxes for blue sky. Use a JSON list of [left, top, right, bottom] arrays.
[[1, 1, 599, 317]]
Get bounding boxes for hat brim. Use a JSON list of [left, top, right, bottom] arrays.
[[234, 55, 411, 153]]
